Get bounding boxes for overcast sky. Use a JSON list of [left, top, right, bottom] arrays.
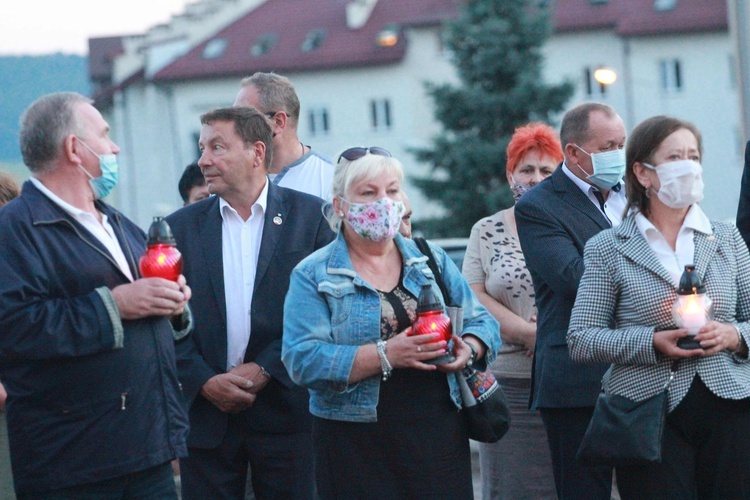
[[1, 0, 190, 55]]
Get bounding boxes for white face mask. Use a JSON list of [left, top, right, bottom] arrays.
[[642, 159, 704, 209]]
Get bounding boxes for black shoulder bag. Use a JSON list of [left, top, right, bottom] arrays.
[[576, 360, 678, 466], [413, 237, 510, 443]]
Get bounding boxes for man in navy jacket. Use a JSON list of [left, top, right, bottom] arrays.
[[166, 106, 333, 499], [516, 102, 627, 499], [0, 92, 191, 497]]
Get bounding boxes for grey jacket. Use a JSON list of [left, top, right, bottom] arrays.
[[568, 216, 750, 411]]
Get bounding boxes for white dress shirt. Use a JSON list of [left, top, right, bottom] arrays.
[[221, 180, 268, 370], [562, 163, 628, 227], [634, 204, 713, 287], [30, 177, 134, 281]]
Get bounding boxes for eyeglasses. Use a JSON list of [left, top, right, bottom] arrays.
[[337, 146, 392, 164]]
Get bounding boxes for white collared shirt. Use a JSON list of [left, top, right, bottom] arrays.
[[30, 177, 134, 281], [562, 163, 627, 227], [221, 180, 268, 370], [634, 204, 713, 287]]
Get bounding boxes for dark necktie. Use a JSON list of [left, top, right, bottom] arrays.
[[592, 189, 612, 226]]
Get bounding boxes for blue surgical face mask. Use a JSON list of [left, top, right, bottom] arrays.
[[574, 145, 626, 190], [78, 140, 119, 199]]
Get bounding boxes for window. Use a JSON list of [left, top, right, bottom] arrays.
[[370, 99, 392, 130], [376, 25, 399, 47], [308, 107, 330, 136], [729, 54, 738, 90], [437, 28, 452, 59], [653, 0, 677, 11], [584, 67, 607, 97], [302, 29, 326, 52], [660, 59, 682, 92], [251, 34, 277, 57], [202, 38, 227, 59]]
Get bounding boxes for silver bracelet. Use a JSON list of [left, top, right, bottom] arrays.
[[376, 340, 392, 381], [736, 328, 744, 353]]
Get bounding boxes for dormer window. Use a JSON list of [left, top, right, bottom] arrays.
[[302, 29, 327, 52], [376, 25, 399, 47], [654, 0, 677, 11], [252, 34, 277, 57], [202, 38, 227, 59]]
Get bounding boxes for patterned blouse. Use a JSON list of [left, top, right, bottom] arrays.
[[463, 208, 535, 378]]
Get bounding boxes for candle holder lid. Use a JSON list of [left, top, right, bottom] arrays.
[[677, 264, 706, 295], [417, 284, 442, 313], [146, 216, 176, 246]]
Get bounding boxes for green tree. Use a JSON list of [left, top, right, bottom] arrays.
[[412, 0, 573, 237]]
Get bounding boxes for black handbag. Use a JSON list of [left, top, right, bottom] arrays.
[[576, 361, 678, 467], [413, 237, 511, 443]]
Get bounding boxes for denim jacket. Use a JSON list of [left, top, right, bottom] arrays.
[[282, 231, 500, 422]]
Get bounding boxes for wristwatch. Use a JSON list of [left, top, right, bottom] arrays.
[[465, 340, 478, 367]]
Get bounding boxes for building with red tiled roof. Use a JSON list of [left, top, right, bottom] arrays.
[[153, 0, 459, 81], [92, 0, 743, 229]]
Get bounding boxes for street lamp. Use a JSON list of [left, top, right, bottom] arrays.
[[594, 67, 618, 86]]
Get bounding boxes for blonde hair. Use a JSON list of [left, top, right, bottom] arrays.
[[325, 152, 405, 232]]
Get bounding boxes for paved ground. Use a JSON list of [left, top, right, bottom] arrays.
[[0, 413, 14, 500], [471, 440, 483, 498], [0, 429, 479, 500]]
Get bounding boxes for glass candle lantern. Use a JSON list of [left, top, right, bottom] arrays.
[[672, 264, 713, 350], [139, 217, 183, 282], [409, 284, 456, 365]]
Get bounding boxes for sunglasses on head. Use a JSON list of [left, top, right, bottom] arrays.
[[337, 146, 392, 164]]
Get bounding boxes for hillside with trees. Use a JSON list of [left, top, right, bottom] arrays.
[[0, 54, 90, 162]]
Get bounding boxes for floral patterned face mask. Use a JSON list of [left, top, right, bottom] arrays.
[[509, 174, 534, 202], [342, 196, 406, 242]]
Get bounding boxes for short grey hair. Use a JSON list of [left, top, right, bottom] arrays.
[[240, 72, 301, 125], [19, 92, 91, 173], [326, 152, 405, 232], [559, 102, 617, 147]]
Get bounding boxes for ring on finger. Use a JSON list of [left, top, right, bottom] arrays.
[[417, 346, 422, 353]]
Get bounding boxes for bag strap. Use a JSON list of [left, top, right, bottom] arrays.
[[664, 359, 680, 390], [413, 237, 455, 307]]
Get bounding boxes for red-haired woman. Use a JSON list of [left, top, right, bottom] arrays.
[[462, 122, 562, 499]]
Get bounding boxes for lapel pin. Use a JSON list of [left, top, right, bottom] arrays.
[[273, 214, 283, 225], [707, 235, 715, 241]]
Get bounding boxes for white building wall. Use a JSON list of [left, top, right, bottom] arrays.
[[543, 30, 742, 222], [106, 22, 744, 230], [108, 26, 459, 229]]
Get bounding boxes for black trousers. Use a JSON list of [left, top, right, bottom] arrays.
[[539, 406, 613, 500], [22, 462, 176, 500], [617, 375, 750, 500], [181, 415, 314, 500]]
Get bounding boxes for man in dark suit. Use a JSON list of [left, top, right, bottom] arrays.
[[736, 141, 750, 249], [515, 102, 627, 499], [166, 106, 334, 499]]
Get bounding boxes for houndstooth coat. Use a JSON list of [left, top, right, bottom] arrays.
[[568, 215, 750, 412]]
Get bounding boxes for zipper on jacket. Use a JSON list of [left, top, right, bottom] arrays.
[[121, 392, 128, 410]]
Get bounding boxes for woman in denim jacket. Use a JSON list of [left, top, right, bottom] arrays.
[[282, 147, 500, 499]]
